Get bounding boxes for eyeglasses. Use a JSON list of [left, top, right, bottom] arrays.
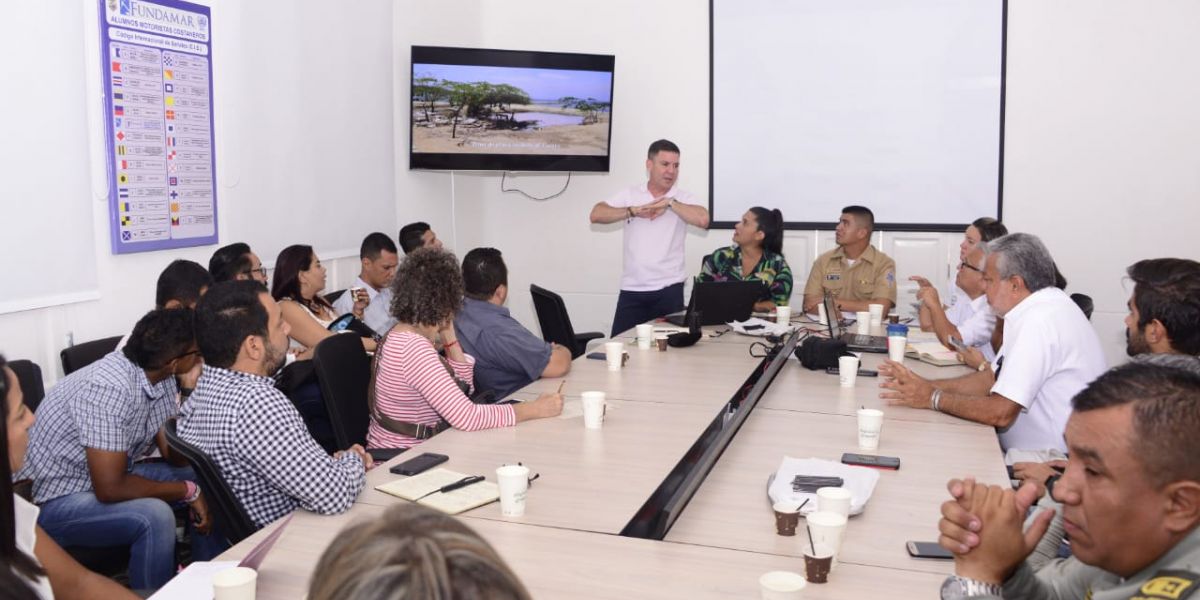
[[958, 261, 983, 274], [242, 266, 268, 278]]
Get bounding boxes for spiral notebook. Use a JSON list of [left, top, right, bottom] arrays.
[[375, 468, 500, 515]]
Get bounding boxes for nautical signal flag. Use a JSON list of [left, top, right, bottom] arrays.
[[111, 61, 121, 72], [114, 105, 124, 116], [164, 83, 174, 93], [118, 188, 130, 199], [167, 137, 175, 147], [164, 70, 174, 80], [114, 47, 122, 58], [118, 173, 129, 184], [171, 217, 180, 226], [116, 131, 125, 141], [117, 145, 126, 155], [165, 96, 175, 107], [122, 216, 131, 226], [113, 92, 124, 100], [120, 160, 128, 169], [171, 202, 180, 211], [114, 117, 122, 128], [121, 231, 131, 241], [165, 110, 175, 120], [169, 176, 178, 186], [112, 76, 123, 87], [121, 203, 130, 211]]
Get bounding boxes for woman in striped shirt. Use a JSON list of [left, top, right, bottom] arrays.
[[368, 248, 563, 450]]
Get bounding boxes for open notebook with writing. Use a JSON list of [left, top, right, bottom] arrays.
[[375, 468, 500, 515]]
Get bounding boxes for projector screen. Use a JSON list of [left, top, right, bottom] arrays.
[[711, 0, 1005, 230]]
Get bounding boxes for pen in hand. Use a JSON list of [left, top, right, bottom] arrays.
[[556, 380, 567, 395]]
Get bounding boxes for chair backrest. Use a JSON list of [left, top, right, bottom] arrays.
[[7, 359, 45, 413], [1070, 293, 1095, 321], [313, 333, 373, 449], [163, 418, 259, 545], [324, 288, 347, 305], [60, 335, 123, 376], [530, 284, 577, 348]]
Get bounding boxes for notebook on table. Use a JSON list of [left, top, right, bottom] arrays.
[[905, 341, 965, 366], [665, 280, 765, 326], [375, 468, 500, 515], [823, 293, 888, 353]]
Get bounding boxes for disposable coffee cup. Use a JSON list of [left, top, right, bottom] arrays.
[[759, 571, 807, 599], [887, 335, 907, 362], [816, 487, 852, 518], [857, 408, 884, 450], [350, 287, 367, 303], [635, 324, 654, 349], [496, 464, 530, 517], [775, 305, 792, 326], [655, 335, 668, 351], [817, 302, 828, 325], [838, 356, 859, 387], [868, 303, 884, 327], [772, 501, 800, 536], [802, 543, 835, 584], [212, 566, 258, 600], [581, 391, 606, 429], [604, 342, 624, 371], [806, 511, 848, 563], [855, 311, 871, 335]]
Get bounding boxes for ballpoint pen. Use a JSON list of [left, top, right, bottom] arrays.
[[414, 475, 485, 501]]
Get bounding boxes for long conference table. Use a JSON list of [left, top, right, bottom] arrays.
[[217, 319, 1008, 598]]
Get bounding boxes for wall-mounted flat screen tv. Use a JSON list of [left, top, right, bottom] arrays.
[[410, 46, 615, 172]]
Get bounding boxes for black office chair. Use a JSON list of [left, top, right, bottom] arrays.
[[163, 419, 259, 546], [1070, 293, 1095, 321], [530, 284, 604, 359], [8, 359, 45, 412], [59, 335, 123, 376], [324, 289, 347, 305], [312, 334, 405, 462]]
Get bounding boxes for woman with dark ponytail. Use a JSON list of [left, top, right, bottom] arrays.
[[697, 207, 793, 311]]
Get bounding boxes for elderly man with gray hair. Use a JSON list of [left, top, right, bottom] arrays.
[[878, 233, 1107, 453]]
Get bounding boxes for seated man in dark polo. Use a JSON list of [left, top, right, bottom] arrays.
[[179, 281, 369, 529], [453, 248, 571, 399], [19, 308, 220, 590]]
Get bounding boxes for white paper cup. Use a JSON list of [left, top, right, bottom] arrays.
[[759, 571, 807, 599], [635, 324, 653, 349], [857, 408, 884, 450], [604, 341, 624, 371], [581, 391, 606, 429], [868, 303, 884, 327], [887, 335, 907, 362], [212, 566, 257, 600], [496, 464, 530, 517], [775, 305, 791, 325], [806, 510, 849, 562], [817, 302, 828, 325], [855, 311, 871, 334], [838, 356, 859, 387], [816, 487, 853, 518]]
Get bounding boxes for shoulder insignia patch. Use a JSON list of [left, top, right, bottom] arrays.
[[886, 270, 895, 286], [1132, 570, 1200, 600]]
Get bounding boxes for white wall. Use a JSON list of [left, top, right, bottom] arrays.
[[0, 0, 395, 383], [394, 0, 1200, 366]]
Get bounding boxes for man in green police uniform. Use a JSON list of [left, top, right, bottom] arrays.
[[935, 362, 1200, 600], [801, 205, 897, 315]]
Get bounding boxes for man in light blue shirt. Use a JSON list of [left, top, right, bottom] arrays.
[[454, 248, 571, 399], [333, 232, 399, 335]]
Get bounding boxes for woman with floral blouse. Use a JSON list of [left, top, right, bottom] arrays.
[[697, 207, 793, 312]]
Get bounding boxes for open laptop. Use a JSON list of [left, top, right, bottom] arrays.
[[823, 293, 889, 353], [665, 280, 765, 326]]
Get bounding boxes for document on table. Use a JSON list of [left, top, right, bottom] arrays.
[[375, 468, 499, 515]]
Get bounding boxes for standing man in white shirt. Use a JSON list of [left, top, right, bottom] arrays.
[[877, 233, 1107, 453], [333, 232, 399, 335], [590, 139, 710, 336]]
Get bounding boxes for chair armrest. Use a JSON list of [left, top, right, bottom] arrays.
[[575, 332, 604, 345]]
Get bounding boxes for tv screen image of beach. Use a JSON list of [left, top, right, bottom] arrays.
[[410, 46, 615, 172]]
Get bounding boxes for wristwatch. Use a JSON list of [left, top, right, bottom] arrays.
[[940, 576, 1002, 599]]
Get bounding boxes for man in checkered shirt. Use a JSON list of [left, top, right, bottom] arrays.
[[20, 308, 223, 590], [179, 280, 370, 529]]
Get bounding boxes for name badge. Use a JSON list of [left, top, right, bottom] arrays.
[[825, 274, 841, 281]]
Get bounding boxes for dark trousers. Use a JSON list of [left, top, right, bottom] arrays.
[[611, 282, 685, 337]]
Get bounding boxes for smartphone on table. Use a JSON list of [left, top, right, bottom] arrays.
[[389, 452, 449, 476], [841, 452, 901, 470], [906, 541, 953, 559], [825, 367, 879, 377]]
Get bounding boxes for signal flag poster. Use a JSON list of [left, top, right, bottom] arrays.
[[100, 0, 218, 254]]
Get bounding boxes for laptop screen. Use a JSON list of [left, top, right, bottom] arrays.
[[822, 293, 841, 338]]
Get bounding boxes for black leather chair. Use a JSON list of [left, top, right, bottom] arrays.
[[1070, 293, 1095, 321], [312, 334, 405, 462], [163, 419, 259, 546], [324, 288, 347, 305], [530, 284, 604, 359], [59, 335, 123, 376], [8, 359, 45, 412]]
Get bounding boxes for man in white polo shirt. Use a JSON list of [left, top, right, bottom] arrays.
[[877, 233, 1106, 453], [590, 139, 710, 336]]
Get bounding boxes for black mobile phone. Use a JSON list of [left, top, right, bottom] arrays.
[[389, 452, 449, 476], [586, 351, 605, 360], [906, 541, 954, 559], [948, 336, 968, 353], [825, 367, 879, 377], [744, 324, 765, 331], [841, 452, 901, 470]]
